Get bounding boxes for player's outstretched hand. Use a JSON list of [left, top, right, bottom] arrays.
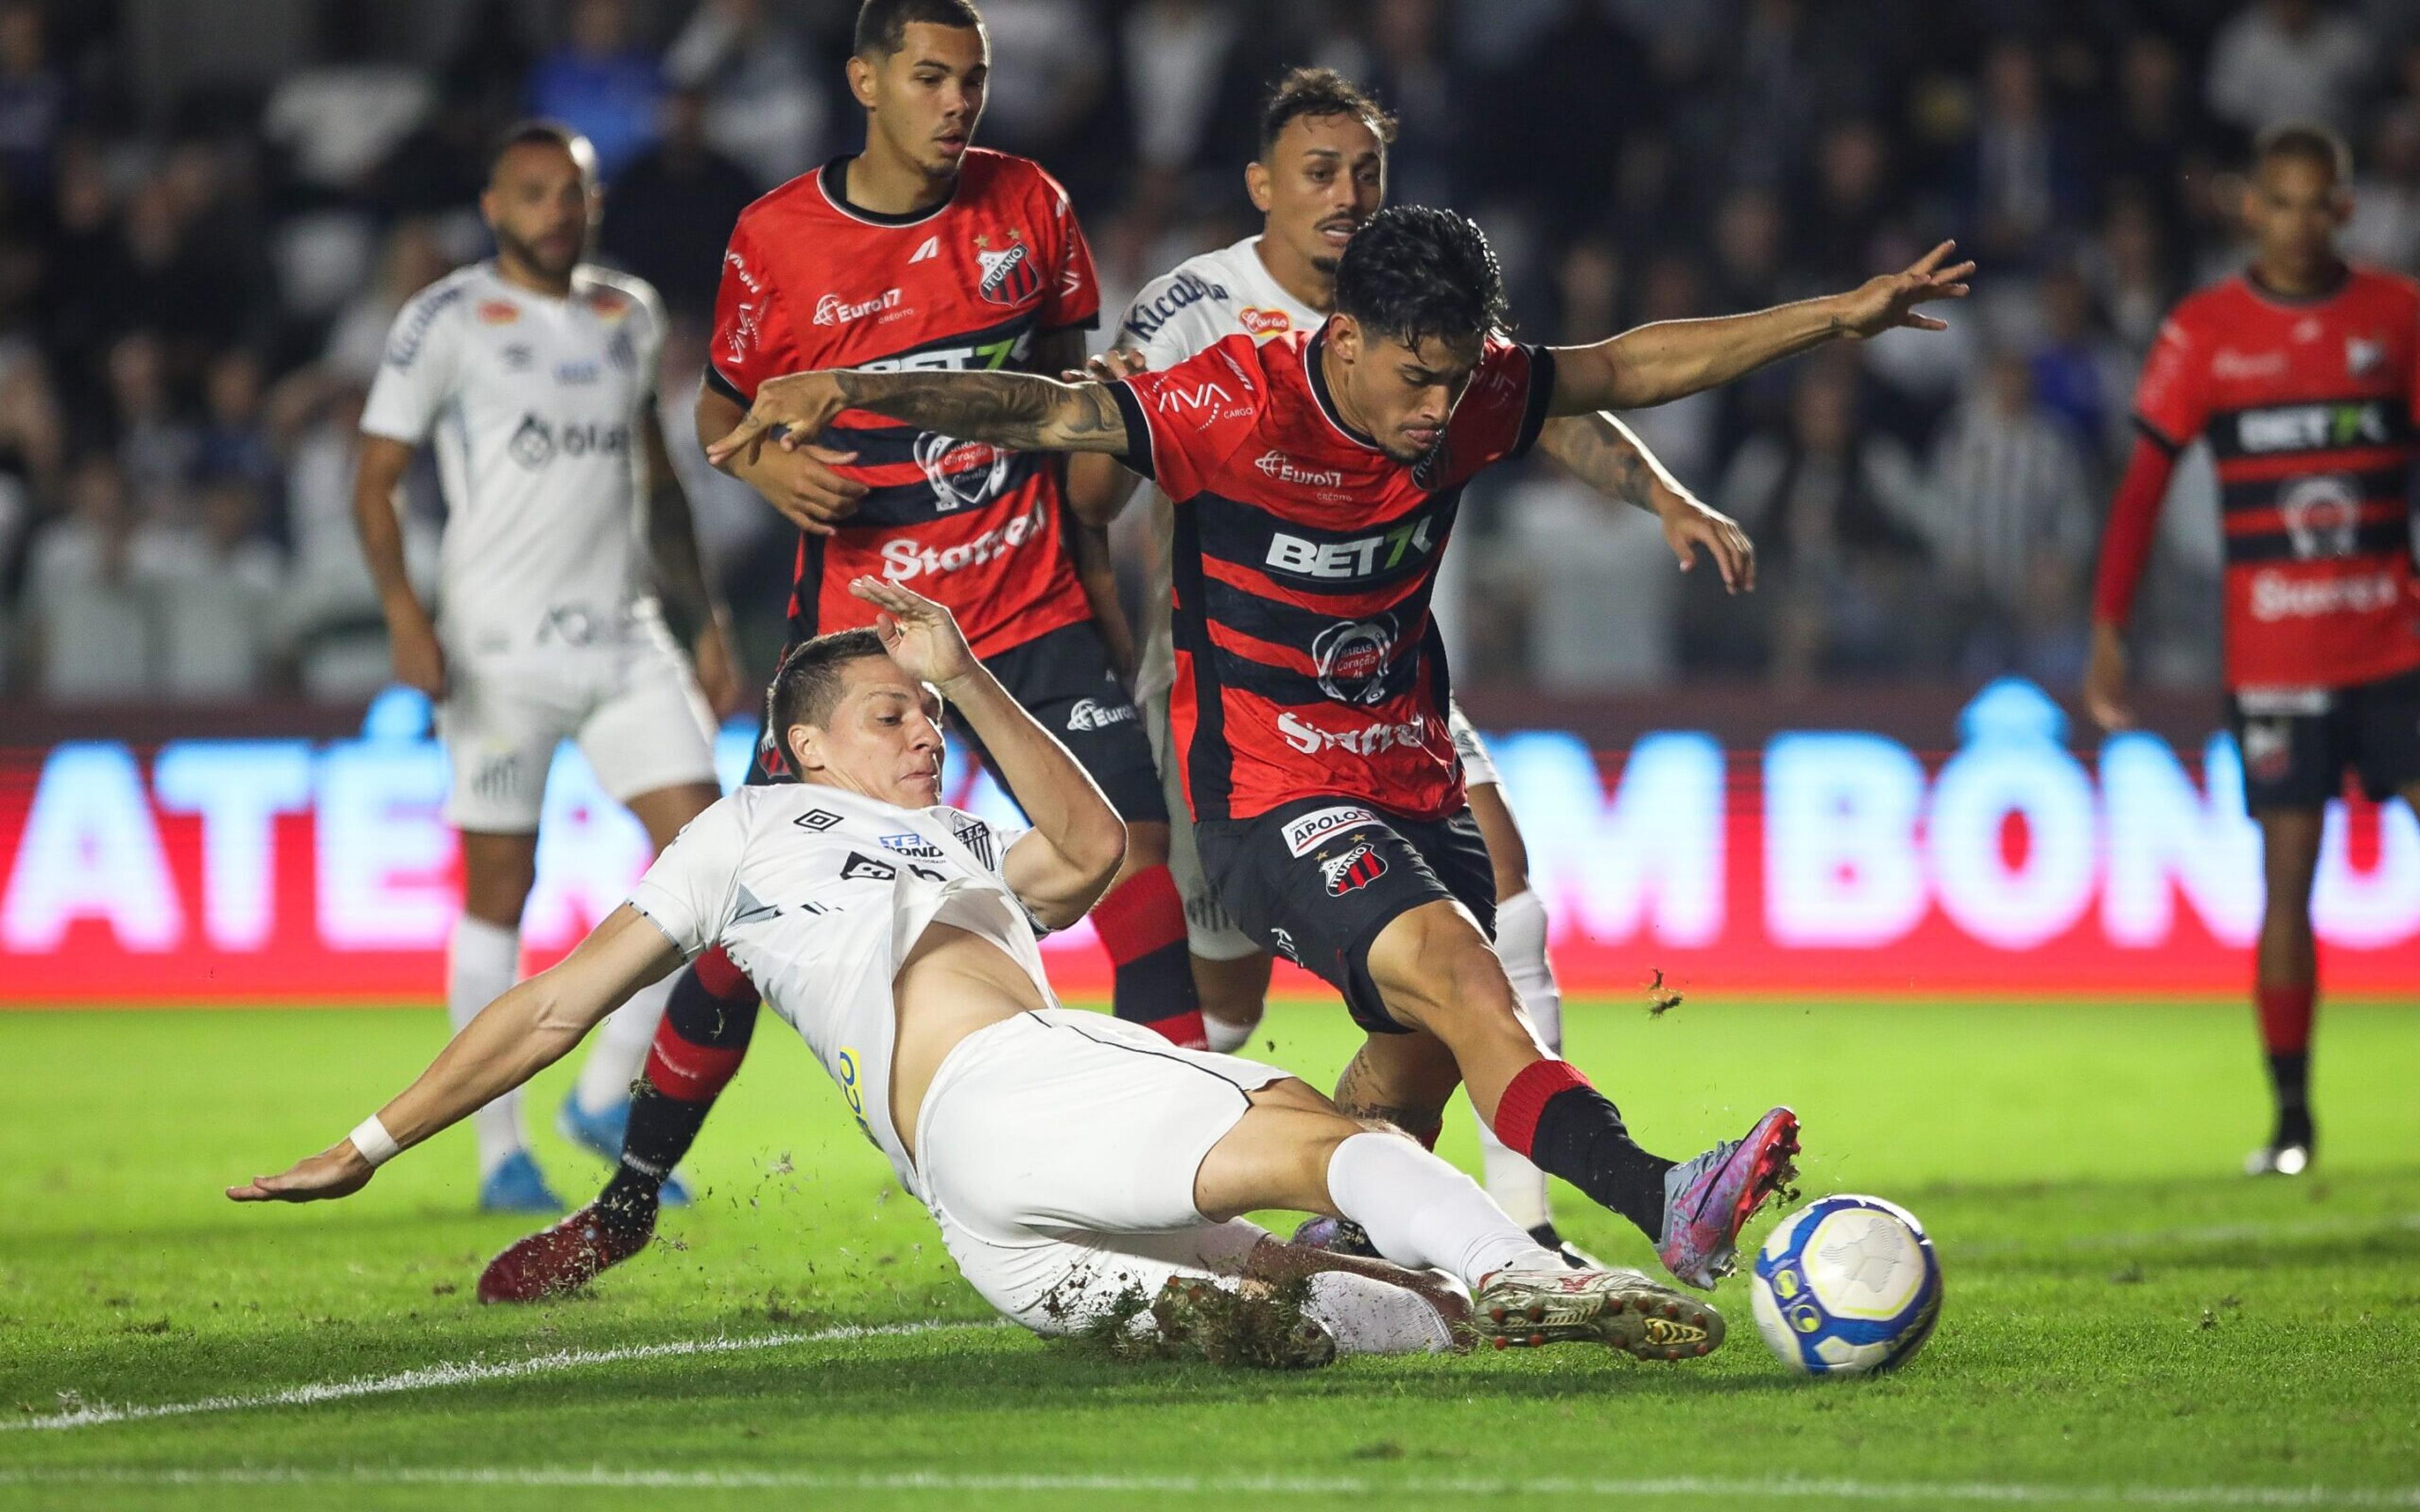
[[2083, 621, 2135, 731], [1659, 494, 1756, 594], [848, 576, 977, 689], [227, 1143, 374, 1205], [705, 371, 851, 470], [1829, 241, 1975, 339], [1060, 349, 1148, 384]]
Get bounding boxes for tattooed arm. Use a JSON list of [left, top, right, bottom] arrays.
[[1537, 412, 1757, 593], [705, 368, 1132, 467]]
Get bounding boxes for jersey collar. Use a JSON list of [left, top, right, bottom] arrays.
[[1304, 329, 1381, 452], [2240, 261, 2351, 308], [817, 155, 959, 228]]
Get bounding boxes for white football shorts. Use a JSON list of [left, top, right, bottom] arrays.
[[915, 1008, 1290, 1333], [1141, 685, 1262, 961], [438, 622, 718, 833]]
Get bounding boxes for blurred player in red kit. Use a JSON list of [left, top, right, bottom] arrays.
[[480, 0, 1201, 1298], [2086, 123, 2420, 1177]]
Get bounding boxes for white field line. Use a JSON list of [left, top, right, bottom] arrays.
[[0, 1467, 2414, 1507], [4, 1320, 977, 1433]]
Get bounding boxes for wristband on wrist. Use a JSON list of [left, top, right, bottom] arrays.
[[348, 1115, 401, 1167]]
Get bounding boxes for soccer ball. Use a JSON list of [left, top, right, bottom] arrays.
[[1749, 1194, 1942, 1375]]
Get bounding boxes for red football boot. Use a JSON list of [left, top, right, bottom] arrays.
[[476, 1201, 653, 1303]]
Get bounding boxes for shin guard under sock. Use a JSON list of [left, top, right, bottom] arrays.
[[1490, 1059, 1674, 1242], [1090, 865, 1207, 1048]]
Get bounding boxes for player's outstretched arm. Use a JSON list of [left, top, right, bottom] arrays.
[[706, 369, 1132, 471], [1548, 242, 1975, 414], [846, 577, 1126, 927], [226, 908, 682, 1204], [1538, 412, 1757, 595]]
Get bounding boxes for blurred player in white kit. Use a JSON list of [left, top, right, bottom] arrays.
[[231, 580, 1726, 1366], [351, 122, 742, 1211]]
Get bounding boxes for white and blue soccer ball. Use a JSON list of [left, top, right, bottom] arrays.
[[1749, 1194, 1942, 1375]]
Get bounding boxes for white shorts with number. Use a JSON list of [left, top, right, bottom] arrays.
[[916, 1009, 1289, 1334], [438, 622, 718, 833], [1142, 684, 1262, 961]]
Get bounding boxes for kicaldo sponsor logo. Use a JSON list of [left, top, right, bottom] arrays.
[[1276, 711, 1429, 757], [878, 503, 1044, 583], [1282, 804, 1378, 856], [2249, 570, 2402, 621], [815, 288, 903, 326]]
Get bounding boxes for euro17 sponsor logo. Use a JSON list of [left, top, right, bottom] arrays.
[[1255, 450, 1346, 489], [1066, 698, 1135, 733], [815, 288, 903, 326], [1282, 804, 1378, 857]]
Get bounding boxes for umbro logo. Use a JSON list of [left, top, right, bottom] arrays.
[[795, 809, 844, 831]]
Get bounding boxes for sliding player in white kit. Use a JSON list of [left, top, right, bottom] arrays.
[[354, 122, 742, 1211], [1065, 70, 1754, 1259], [230, 580, 1726, 1365]]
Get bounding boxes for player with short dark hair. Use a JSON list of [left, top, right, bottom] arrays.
[[2085, 122, 2420, 1177], [707, 205, 1974, 1289], [476, 0, 1207, 1298], [236, 581, 1726, 1365], [1068, 66, 1752, 1261]]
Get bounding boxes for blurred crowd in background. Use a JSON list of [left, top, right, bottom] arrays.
[[1, 0, 2418, 704]]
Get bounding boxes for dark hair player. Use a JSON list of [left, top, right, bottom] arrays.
[[708, 206, 1975, 1290]]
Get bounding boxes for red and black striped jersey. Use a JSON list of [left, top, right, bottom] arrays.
[[708, 150, 1102, 658], [1107, 328, 1553, 823], [2129, 265, 2420, 690]]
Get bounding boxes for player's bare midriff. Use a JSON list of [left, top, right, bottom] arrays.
[[888, 920, 1051, 1160]]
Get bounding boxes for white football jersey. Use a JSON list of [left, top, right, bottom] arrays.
[[361, 261, 669, 657], [625, 782, 1039, 1199], [1111, 237, 1324, 704]]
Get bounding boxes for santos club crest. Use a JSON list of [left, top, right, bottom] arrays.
[[975, 231, 1041, 307]]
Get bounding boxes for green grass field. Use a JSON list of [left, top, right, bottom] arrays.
[[2, 996, 2416, 1511]]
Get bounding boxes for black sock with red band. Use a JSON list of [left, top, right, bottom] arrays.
[[1491, 1059, 1674, 1242]]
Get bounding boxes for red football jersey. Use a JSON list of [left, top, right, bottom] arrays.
[[2129, 265, 2420, 690], [1107, 329, 1554, 823], [709, 150, 1102, 658]]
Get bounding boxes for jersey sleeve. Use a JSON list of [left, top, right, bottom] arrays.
[[1034, 167, 1101, 334], [1439, 338, 1557, 483], [2130, 309, 2209, 452], [1103, 335, 1269, 498], [359, 284, 467, 445], [707, 214, 802, 406], [626, 798, 747, 956]]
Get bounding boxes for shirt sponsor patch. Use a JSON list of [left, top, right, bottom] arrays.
[[1282, 804, 1380, 857], [879, 832, 947, 859], [840, 852, 897, 881]]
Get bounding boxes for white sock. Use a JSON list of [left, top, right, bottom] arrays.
[[1203, 1012, 1258, 1055], [1324, 1131, 1561, 1289], [573, 974, 671, 1118], [448, 915, 526, 1177], [1473, 888, 1560, 1229], [1301, 1270, 1455, 1354]]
